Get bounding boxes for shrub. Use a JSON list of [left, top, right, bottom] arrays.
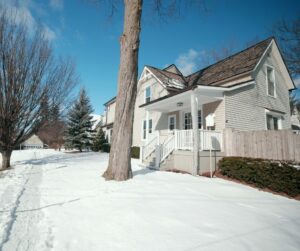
[[102, 143, 110, 153], [218, 157, 300, 197], [131, 146, 140, 159]]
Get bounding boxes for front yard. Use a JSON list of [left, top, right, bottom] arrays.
[[0, 150, 299, 250]]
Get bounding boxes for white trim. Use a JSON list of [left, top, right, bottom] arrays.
[[168, 114, 176, 131], [141, 119, 147, 141], [265, 64, 276, 98], [195, 81, 255, 92], [265, 109, 283, 130], [142, 67, 166, 88], [253, 39, 273, 72], [144, 86, 151, 104]]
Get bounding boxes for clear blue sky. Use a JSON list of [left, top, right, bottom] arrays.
[[2, 0, 300, 113]]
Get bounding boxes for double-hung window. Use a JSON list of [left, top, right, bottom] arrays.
[[145, 86, 151, 103], [168, 115, 176, 131], [142, 119, 152, 140], [184, 111, 202, 129], [266, 66, 276, 97], [266, 112, 281, 130]]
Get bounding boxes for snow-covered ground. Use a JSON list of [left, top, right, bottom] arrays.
[[0, 149, 300, 251]]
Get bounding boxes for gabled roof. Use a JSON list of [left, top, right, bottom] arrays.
[[163, 64, 183, 75], [186, 37, 273, 87], [103, 96, 116, 106], [143, 37, 277, 90], [145, 65, 186, 90]]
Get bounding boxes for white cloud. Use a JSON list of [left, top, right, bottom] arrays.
[[49, 0, 64, 11], [0, 0, 57, 41], [43, 25, 56, 41], [175, 49, 203, 75], [294, 77, 300, 88]]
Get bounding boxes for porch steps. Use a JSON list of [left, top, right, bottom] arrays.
[[142, 150, 175, 170]]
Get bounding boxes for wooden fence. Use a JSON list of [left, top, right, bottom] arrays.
[[223, 129, 300, 162]]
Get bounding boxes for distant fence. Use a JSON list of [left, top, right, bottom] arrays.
[[223, 129, 300, 162]]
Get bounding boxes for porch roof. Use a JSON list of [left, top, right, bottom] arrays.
[[141, 86, 223, 113], [140, 81, 255, 112]]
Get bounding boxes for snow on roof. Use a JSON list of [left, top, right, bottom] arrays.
[[91, 114, 103, 130]]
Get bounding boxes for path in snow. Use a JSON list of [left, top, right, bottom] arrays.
[[0, 149, 300, 251]]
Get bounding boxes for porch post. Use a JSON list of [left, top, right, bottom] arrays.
[[191, 91, 199, 176], [146, 111, 149, 141]]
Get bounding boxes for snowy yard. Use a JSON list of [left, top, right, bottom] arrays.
[[0, 150, 300, 251]]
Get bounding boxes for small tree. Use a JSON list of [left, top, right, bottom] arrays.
[[65, 89, 95, 152], [92, 128, 107, 152], [38, 105, 66, 151]]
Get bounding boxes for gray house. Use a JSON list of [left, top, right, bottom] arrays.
[[132, 37, 295, 174]]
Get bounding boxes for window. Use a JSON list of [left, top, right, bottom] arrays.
[[142, 120, 147, 140], [266, 113, 281, 130], [149, 119, 152, 134], [142, 119, 152, 140], [184, 111, 202, 129], [168, 115, 176, 131], [145, 86, 151, 103], [266, 66, 276, 97]]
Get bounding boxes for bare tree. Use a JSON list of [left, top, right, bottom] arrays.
[[273, 16, 300, 76], [97, 0, 204, 181], [273, 16, 300, 114], [0, 11, 77, 170], [102, 0, 142, 180]]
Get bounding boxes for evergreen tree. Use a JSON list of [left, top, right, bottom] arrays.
[[92, 128, 107, 152], [65, 89, 95, 152]]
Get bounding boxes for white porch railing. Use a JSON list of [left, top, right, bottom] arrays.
[[160, 135, 175, 163], [140, 129, 223, 164], [175, 129, 222, 151], [140, 132, 158, 162]]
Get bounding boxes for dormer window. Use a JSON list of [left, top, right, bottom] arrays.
[[266, 66, 276, 97], [145, 86, 151, 103]]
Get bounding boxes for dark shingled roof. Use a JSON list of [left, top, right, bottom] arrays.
[[186, 37, 273, 87], [145, 66, 186, 90], [145, 37, 273, 90]]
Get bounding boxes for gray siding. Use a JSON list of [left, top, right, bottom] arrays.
[[225, 43, 291, 131]]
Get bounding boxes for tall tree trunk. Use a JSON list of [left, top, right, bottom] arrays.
[[1, 150, 12, 170], [103, 0, 142, 181]]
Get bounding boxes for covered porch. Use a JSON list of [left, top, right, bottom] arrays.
[[140, 86, 225, 174]]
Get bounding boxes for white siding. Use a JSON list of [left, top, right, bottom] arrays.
[[132, 76, 169, 146], [225, 43, 291, 131], [106, 102, 116, 125], [203, 100, 225, 131]]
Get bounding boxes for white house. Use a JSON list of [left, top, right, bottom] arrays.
[[21, 134, 44, 149], [104, 37, 296, 174], [101, 97, 116, 143]]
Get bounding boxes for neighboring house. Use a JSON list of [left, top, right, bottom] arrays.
[[91, 114, 104, 132], [102, 37, 295, 174], [291, 108, 300, 131], [101, 96, 116, 143], [21, 134, 44, 149]]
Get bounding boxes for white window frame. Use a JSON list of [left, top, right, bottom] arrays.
[[141, 119, 147, 141], [141, 118, 152, 141], [144, 86, 151, 103], [183, 110, 202, 130], [265, 109, 282, 130], [266, 65, 276, 98], [168, 115, 176, 131]]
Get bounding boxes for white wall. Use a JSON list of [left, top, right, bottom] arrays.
[[132, 76, 169, 147]]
